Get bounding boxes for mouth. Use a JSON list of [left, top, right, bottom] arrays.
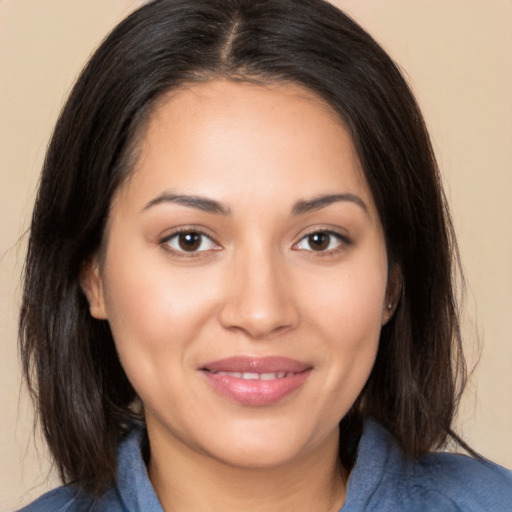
[[200, 356, 312, 406], [207, 370, 296, 380]]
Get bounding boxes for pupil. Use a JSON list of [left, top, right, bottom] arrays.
[[309, 232, 329, 250], [178, 232, 201, 251]]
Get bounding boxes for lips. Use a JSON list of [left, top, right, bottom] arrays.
[[211, 371, 294, 380], [200, 356, 312, 406]]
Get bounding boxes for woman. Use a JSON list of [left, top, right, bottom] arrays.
[[18, 0, 511, 510]]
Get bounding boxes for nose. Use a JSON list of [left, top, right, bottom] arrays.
[[218, 248, 299, 339]]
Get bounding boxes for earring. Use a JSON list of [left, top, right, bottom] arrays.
[[387, 303, 393, 310]]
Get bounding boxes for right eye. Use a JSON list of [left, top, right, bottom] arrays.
[[161, 230, 219, 254]]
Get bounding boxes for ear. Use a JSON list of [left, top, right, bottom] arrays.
[[382, 264, 402, 325], [79, 255, 108, 320]]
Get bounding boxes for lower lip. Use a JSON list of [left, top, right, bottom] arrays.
[[202, 370, 312, 406]]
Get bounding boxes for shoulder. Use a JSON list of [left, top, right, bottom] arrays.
[[16, 486, 90, 512], [347, 420, 512, 512], [409, 450, 512, 511], [16, 428, 159, 512], [16, 485, 123, 512]]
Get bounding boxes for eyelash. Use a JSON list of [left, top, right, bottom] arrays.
[[159, 228, 221, 257], [159, 228, 351, 257], [293, 229, 351, 255]]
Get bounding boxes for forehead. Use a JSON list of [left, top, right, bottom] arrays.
[[118, 79, 374, 215]]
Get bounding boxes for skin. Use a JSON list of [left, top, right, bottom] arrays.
[[82, 80, 396, 512]]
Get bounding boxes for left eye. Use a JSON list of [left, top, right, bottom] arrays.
[[295, 231, 345, 252], [163, 231, 218, 253]]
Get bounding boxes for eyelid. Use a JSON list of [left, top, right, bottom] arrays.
[[293, 228, 352, 253], [159, 227, 222, 256]]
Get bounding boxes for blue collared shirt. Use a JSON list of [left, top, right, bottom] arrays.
[[17, 420, 512, 511]]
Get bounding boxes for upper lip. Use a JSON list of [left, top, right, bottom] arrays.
[[200, 356, 311, 374]]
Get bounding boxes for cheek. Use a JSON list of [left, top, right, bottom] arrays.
[[99, 248, 220, 377], [305, 258, 388, 337], [300, 251, 387, 390]]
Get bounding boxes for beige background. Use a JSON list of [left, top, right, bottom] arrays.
[[1, 0, 511, 509]]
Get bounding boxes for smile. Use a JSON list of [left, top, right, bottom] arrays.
[[209, 371, 294, 380], [200, 356, 312, 406]]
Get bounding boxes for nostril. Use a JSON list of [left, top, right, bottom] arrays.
[[218, 303, 299, 339], [217, 259, 299, 338]]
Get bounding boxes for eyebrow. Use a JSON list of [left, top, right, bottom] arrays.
[[142, 192, 368, 217], [142, 193, 231, 215], [291, 193, 369, 215]]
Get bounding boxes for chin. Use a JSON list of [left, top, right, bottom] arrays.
[[197, 420, 337, 470], [210, 441, 308, 470]]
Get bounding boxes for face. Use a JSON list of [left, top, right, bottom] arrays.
[[83, 80, 393, 470]]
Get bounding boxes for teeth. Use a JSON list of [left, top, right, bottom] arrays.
[[214, 371, 292, 380]]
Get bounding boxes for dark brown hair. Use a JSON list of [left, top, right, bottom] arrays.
[[20, 0, 467, 495]]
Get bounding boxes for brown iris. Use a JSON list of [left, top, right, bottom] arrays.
[[178, 232, 202, 251], [307, 232, 330, 251]]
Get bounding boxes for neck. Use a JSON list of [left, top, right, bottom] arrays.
[[147, 427, 347, 512]]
